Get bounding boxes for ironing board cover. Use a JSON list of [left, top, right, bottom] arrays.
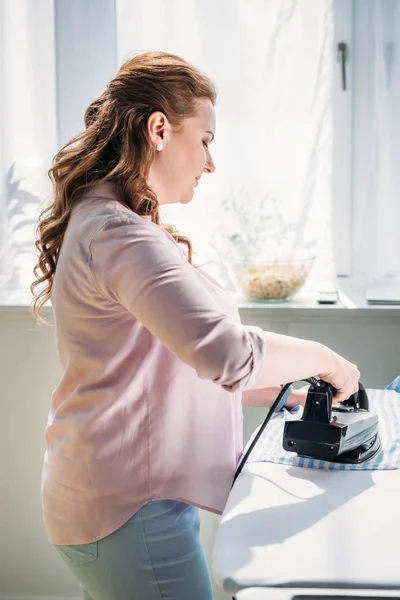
[[212, 383, 400, 596], [244, 388, 400, 470]]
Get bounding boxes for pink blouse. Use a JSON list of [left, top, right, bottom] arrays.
[[41, 182, 266, 545]]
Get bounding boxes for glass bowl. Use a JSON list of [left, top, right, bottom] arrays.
[[227, 255, 315, 302]]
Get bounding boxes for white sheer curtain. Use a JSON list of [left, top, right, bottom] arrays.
[[352, 0, 400, 284], [0, 0, 57, 301], [116, 0, 336, 289]]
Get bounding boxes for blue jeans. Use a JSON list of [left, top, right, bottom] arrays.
[[54, 500, 214, 600]]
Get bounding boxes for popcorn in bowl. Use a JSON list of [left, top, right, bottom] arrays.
[[229, 256, 314, 301]]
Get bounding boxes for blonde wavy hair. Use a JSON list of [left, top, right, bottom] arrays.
[[30, 51, 217, 324]]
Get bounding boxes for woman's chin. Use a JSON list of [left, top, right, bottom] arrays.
[[180, 191, 194, 204]]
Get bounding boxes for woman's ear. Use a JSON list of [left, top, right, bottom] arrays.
[[147, 111, 170, 146]]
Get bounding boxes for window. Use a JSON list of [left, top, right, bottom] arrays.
[[3, 0, 396, 300]]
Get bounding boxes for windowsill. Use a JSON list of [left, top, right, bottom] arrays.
[[236, 278, 400, 316], [1, 277, 400, 316]]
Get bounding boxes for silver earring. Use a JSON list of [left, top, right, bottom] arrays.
[[156, 142, 163, 151]]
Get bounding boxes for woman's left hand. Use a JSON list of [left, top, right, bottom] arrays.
[[285, 387, 308, 408], [242, 385, 309, 408]]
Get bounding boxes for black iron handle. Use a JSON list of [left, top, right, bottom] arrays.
[[342, 382, 368, 410]]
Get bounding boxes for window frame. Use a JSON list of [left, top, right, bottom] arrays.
[[54, 0, 117, 148], [332, 0, 354, 276]]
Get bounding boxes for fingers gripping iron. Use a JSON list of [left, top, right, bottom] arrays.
[[283, 379, 381, 463]]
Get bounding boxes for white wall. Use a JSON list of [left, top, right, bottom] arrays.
[[1, 307, 399, 599]]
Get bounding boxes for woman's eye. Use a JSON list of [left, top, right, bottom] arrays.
[[202, 141, 209, 148]]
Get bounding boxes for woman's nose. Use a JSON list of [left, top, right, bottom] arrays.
[[203, 154, 216, 174]]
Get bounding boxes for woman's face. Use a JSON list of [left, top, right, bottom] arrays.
[[147, 98, 216, 205]]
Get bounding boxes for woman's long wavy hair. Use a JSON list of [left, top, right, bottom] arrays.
[[30, 51, 217, 324]]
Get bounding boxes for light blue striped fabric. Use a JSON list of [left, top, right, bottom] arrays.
[[386, 375, 400, 391], [246, 387, 400, 471]]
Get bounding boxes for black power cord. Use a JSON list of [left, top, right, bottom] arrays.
[[231, 378, 319, 488]]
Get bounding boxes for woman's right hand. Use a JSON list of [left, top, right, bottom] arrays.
[[318, 347, 360, 403], [252, 332, 361, 397]]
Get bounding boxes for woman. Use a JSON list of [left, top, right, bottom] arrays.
[[31, 51, 359, 600]]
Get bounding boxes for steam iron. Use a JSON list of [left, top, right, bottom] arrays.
[[232, 378, 381, 487], [283, 379, 381, 463]]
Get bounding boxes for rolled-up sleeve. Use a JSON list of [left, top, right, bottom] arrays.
[[88, 215, 267, 392]]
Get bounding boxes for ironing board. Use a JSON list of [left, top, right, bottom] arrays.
[[212, 390, 400, 599], [235, 590, 400, 600]]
